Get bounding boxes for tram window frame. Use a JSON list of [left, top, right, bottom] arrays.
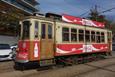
[[71, 28, 77, 42], [91, 31, 96, 42], [85, 30, 90, 42], [41, 24, 46, 39], [34, 21, 39, 39], [79, 29, 84, 42], [101, 32, 105, 43], [96, 32, 101, 43], [22, 21, 31, 39], [62, 27, 70, 42], [48, 24, 53, 39]]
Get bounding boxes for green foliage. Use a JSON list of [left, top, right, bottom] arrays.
[[87, 7, 115, 31], [0, 10, 24, 36], [88, 9, 107, 23]]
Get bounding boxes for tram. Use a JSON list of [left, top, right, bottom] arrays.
[[15, 13, 112, 66]]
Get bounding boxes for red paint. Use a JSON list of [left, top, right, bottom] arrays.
[[16, 51, 28, 60], [62, 14, 105, 28], [16, 40, 30, 61], [16, 40, 40, 61], [17, 40, 109, 61], [55, 44, 108, 56]]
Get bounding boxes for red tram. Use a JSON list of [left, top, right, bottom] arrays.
[[15, 13, 112, 66]]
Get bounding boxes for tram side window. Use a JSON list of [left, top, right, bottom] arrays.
[[85, 30, 90, 42], [41, 24, 46, 39], [101, 32, 105, 43], [71, 28, 77, 42], [62, 27, 69, 41], [34, 21, 39, 39], [96, 32, 101, 43], [48, 24, 52, 39], [91, 31, 96, 42], [79, 29, 84, 42], [22, 21, 30, 39]]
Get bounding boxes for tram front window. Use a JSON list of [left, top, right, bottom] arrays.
[[22, 21, 30, 39]]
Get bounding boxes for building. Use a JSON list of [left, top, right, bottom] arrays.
[[0, 0, 39, 15], [0, 0, 39, 45]]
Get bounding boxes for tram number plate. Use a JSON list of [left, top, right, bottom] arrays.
[[40, 59, 55, 66]]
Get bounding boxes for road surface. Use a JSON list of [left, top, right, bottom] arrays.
[[0, 51, 115, 77]]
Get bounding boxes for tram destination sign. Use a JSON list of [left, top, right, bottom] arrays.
[[62, 14, 105, 28]]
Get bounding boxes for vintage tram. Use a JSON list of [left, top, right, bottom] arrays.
[[15, 13, 112, 66]]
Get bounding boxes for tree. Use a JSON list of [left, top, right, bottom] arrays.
[[0, 9, 24, 36], [88, 5, 107, 23], [87, 5, 115, 30]]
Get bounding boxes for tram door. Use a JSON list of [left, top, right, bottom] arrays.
[[40, 23, 54, 60]]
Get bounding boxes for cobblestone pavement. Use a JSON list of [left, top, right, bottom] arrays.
[[0, 51, 115, 77], [25, 58, 115, 77], [0, 61, 14, 73]]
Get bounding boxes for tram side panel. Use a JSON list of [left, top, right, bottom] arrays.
[[55, 22, 110, 57]]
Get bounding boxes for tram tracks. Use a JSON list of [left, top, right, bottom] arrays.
[[72, 57, 115, 77], [23, 56, 115, 77], [22, 57, 115, 77], [0, 56, 115, 77]]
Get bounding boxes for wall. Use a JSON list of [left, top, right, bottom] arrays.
[[0, 35, 19, 45]]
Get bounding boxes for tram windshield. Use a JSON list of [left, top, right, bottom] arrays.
[[22, 21, 30, 39]]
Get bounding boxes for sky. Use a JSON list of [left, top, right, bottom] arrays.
[[37, 0, 115, 20]]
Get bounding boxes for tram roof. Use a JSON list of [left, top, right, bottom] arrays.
[[22, 16, 112, 31]]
